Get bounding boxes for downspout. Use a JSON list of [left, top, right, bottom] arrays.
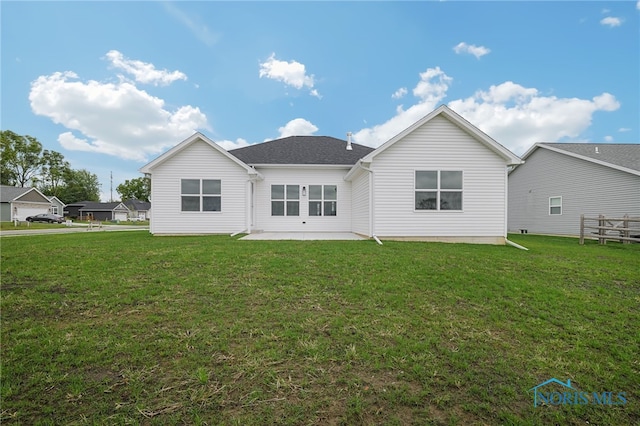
[[357, 161, 382, 245], [505, 239, 528, 250]]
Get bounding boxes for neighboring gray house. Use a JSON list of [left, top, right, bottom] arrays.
[[64, 201, 131, 221], [508, 143, 640, 236], [123, 198, 151, 220], [0, 185, 52, 222], [141, 105, 523, 244]]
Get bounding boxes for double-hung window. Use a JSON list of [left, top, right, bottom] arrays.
[[181, 179, 221, 212], [415, 171, 463, 211], [271, 185, 299, 216], [309, 185, 337, 216], [549, 196, 562, 215]]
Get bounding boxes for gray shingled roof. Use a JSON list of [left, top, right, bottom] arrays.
[[540, 143, 640, 172], [0, 185, 32, 202], [228, 136, 375, 165], [124, 199, 151, 211], [67, 201, 128, 211]]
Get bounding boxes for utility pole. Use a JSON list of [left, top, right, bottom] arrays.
[[110, 171, 113, 202]]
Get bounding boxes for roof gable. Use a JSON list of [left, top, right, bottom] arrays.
[[0, 185, 51, 204], [47, 195, 65, 206], [359, 105, 522, 166], [523, 143, 640, 176], [124, 198, 151, 211], [139, 132, 259, 175], [228, 136, 374, 166]]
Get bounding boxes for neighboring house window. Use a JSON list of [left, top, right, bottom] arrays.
[[415, 171, 463, 211], [549, 196, 562, 215], [51, 206, 58, 214], [181, 179, 221, 212], [309, 185, 337, 216], [271, 185, 299, 216]]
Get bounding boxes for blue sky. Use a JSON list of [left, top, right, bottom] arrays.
[[2, 1, 638, 201]]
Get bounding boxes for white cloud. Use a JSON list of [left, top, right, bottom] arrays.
[[216, 138, 250, 151], [637, 1, 640, 10], [600, 16, 622, 27], [392, 87, 408, 99], [30, 71, 209, 162], [618, 127, 631, 132], [453, 42, 491, 59], [259, 53, 320, 97], [353, 68, 620, 155], [448, 85, 620, 154], [353, 67, 452, 147], [604, 135, 614, 142], [106, 50, 187, 86], [278, 118, 319, 138]]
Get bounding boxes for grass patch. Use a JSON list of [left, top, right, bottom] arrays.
[[0, 222, 72, 231], [1, 233, 638, 425]]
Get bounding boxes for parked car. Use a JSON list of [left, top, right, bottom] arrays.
[[25, 213, 65, 223]]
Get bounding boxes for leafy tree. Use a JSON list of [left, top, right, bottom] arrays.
[[58, 169, 101, 204], [0, 130, 43, 186], [39, 150, 71, 197], [117, 176, 150, 202]]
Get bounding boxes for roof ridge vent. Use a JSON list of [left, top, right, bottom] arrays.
[[346, 132, 353, 150]]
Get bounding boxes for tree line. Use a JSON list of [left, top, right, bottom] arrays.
[[1, 130, 150, 204]]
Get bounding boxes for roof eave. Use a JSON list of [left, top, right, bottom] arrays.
[[249, 163, 355, 169]]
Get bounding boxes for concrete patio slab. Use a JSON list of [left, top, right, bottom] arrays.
[[240, 232, 365, 241]]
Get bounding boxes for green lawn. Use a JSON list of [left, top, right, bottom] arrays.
[[1, 233, 638, 425]]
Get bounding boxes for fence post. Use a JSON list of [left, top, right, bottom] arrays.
[[598, 214, 605, 245], [623, 214, 630, 245], [579, 214, 585, 245]]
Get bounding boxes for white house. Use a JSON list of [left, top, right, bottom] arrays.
[[140, 105, 523, 244]]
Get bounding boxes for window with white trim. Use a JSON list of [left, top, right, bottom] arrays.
[[549, 196, 562, 215], [415, 171, 463, 211], [309, 185, 337, 216], [181, 179, 221, 212], [271, 185, 299, 216]]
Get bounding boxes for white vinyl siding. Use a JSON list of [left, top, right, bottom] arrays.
[[254, 167, 352, 232], [350, 168, 370, 236], [371, 115, 508, 238], [149, 140, 249, 234], [508, 148, 640, 235]]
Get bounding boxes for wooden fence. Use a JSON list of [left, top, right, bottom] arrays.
[[579, 214, 640, 245]]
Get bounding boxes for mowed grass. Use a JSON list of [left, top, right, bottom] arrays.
[[1, 232, 638, 425]]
